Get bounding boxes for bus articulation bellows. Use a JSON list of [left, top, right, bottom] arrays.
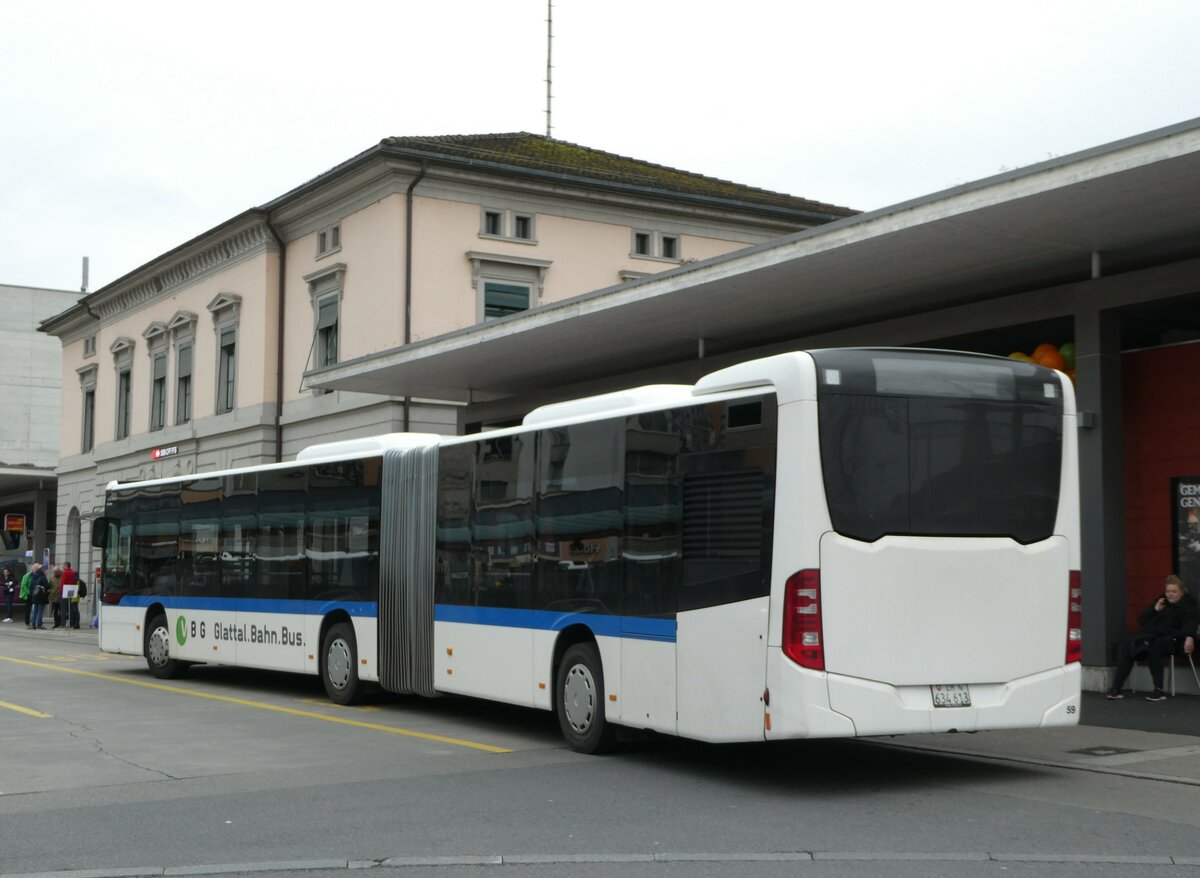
[[92, 348, 1082, 752]]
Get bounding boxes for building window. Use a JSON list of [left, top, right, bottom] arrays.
[[206, 294, 241, 414], [631, 229, 682, 261], [217, 327, 236, 413], [304, 263, 346, 390], [77, 364, 98, 453], [316, 296, 339, 367], [116, 368, 132, 440], [466, 252, 550, 323], [83, 335, 96, 357], [167, 311, 198, 426], [82, 386, 95, 452], [483, 282, 531, 320], [109, 337, 134, 441], [317, 222, 341, 258], [149, 351, 167, 431], [480, 208, 537, 243], [176, 344, 193, 425]]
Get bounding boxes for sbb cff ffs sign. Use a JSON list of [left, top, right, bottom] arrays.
[[4, 513, 25, 532]]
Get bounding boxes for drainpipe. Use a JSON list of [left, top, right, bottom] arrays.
[[266, 219, 287, 462], [404, 161, 428, 432]]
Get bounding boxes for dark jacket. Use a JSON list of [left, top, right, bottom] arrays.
[[1137, 592, 1200, 643], [30, 569, 50, 605]]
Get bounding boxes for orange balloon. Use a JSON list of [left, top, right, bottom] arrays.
[[1034, 349, 1066, 370], [1032, 342, 1059, 360]]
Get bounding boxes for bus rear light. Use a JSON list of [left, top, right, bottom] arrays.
[[783, 569, 824, 671], [1066, 570, 1082, 665]]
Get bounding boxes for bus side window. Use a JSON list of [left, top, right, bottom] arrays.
[[535, 420, 623, 616], [436, 445, 476, 607], [624, 410, 680, 619]]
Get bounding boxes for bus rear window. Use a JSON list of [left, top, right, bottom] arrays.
[[812, 350, 1064, 543]]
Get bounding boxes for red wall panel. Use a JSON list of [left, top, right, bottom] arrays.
[[1122, 342, 1200, 633]]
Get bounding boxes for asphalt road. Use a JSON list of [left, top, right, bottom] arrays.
[[3, 626, 1200, 878]]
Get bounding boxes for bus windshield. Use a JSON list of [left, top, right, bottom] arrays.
[[812, 349, 1064, 543]]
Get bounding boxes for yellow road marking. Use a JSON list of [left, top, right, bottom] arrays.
[[0, 699, 52, 718], [0, 656, 511, 753], [298, 698, 381, 712], [38, 652, 134, 664]]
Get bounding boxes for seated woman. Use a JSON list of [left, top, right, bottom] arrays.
[[1107, 574, 1198, 701]]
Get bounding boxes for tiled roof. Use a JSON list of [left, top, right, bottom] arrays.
[[379, 132, 858, 219]]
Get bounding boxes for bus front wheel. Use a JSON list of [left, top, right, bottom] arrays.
[[144, 614, 187, 679], [555, 642, 617, 754], [322, 622, 364, 706]]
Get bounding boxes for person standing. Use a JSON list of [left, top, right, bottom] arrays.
[[49, 565, 64, 629], [1, 566, 15, 621], [19, 567, 33, 627], [70, 578, 86, 628], [61, 562, 80, 628], [28, 564, 50, 630]]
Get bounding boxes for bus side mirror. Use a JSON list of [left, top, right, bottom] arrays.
[[91, 517, 112, 549]]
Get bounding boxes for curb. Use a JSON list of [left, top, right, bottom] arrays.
[[5, 850, 1200, 877]]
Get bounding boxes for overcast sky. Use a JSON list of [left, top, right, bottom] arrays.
[[3, 0, 1198, 293]]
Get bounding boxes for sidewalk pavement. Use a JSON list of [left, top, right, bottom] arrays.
[[872, 691, 1200, 784], [2, 622, 1198, 781]]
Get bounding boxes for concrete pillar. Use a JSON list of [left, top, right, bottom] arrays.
[[1073, 307, 1125, 684], [31, 490, 49, 565]]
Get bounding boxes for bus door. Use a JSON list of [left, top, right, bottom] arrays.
[[675, 598, 769, 742], [620, 602, 677, 736], [673, 451, 775, 743]]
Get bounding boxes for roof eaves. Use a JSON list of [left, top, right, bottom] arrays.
[[39, 207, 270, 335], [376, 141, 855, 223]]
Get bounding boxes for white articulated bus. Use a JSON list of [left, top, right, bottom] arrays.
[[93, 348, 1081, 752]]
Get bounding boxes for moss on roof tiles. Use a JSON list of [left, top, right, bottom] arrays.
[[380, 132, 857, 218]]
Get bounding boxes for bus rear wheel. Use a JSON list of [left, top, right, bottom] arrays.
[[322, 622, 364, 706], [144, 614, 187, 679], [555, 642, 617, 754]]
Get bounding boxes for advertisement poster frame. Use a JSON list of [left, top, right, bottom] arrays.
[[1172, 475, 1200, 590]]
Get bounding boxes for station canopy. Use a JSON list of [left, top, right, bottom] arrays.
[[306, 119, 1200, 404]]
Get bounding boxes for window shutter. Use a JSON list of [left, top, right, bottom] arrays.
[[317, 298, 339, 330]]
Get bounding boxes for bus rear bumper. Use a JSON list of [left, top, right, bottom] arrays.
[[767, 656, 1081, 739], [826, 663, 1082, 736]]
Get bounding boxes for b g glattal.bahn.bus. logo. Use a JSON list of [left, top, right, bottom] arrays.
[[176, 615, 188, 646]]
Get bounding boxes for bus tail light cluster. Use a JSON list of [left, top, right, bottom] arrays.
[[1066, 570, 1082, 664], [783, 569, 823, 671]]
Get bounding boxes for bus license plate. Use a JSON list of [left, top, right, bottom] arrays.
[[931, 684, 971, 708]]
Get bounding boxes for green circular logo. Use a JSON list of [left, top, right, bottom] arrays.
[[176, 615, 188, 646]]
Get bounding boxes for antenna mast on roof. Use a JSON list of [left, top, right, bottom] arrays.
[[545, 0, 553, 138]]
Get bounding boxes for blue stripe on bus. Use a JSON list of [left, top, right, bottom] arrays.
[[110, 596, 676, 642], [113, 595, 378, 618], [433, 604, 677, 643]]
